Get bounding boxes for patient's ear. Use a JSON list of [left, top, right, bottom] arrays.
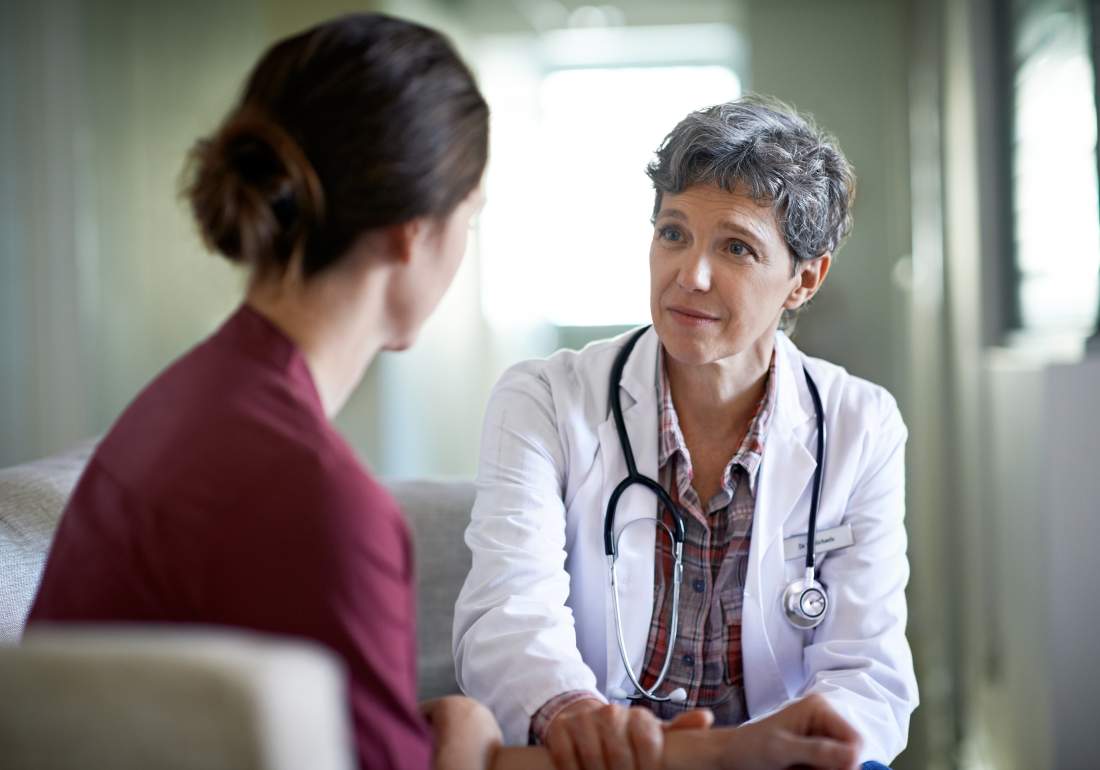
[[386, 221, 422, 265], [784, 253, 831, 310], [347, 220, 426, 268]]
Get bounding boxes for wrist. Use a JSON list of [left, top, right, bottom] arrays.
[[533, 692, 604, 743], [424, 696, 503, 770], [662, 727, 735, 770], [554, 697, 605, 721]]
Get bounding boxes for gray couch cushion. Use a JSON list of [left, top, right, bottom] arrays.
[[0, 447, 474, 698], [389, 479, 475, 699], [0, 443, 93, 641]]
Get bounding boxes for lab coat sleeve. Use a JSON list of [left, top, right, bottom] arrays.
[[452, 364, 605, 745], [800, 394, 919, 763]]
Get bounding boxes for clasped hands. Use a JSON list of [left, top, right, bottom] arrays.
[[543, 694, 861, 770], [423, 692, 861, 770]]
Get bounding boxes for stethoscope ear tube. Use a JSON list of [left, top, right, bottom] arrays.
[[802, 364, 827, 572], [603, 326, 685, 557], [607, 327, 647, 478], [603, 478, 633, 557]]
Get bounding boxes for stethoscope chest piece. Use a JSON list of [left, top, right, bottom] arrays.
[[782, 568, 829, 630]]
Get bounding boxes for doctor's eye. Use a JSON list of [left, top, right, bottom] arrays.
[[726, 239, 755, 259], [656, 225, 685, 243]]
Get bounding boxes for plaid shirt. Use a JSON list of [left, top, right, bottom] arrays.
[[530, 346, 777, 739], [633, 346, 776, 723]]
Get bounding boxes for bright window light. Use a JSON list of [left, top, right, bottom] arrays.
[[1012, 11, 1100, 336], [479, 51, 740, 329]]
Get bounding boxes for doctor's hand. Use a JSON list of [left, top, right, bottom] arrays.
[[544, 698, 715, 770], [698, 693, 862, 770]]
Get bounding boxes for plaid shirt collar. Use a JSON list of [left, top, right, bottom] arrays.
[[657, 345, 778, 498]]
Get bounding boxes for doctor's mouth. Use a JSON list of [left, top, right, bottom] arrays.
[[666, 305, 723, 327]]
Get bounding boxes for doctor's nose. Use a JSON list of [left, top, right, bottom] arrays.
[[676, 252, 712, 293]]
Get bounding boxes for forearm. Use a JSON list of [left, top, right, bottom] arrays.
[[662, 729, 727, 770], [488, 746, 555, 770]]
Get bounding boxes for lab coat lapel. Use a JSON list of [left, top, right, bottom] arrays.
[[753, 335, 817, 565], [598, 327, 660, 698], [744, 334, 817, 711]]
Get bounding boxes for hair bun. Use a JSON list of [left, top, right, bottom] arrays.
[[185, 106, 324, 269]]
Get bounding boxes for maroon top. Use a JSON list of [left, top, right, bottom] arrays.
[[28, 305, 433, 770]]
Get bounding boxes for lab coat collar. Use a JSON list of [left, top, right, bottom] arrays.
[[771, 332, 814, 435], [615, 325, 661, 411]]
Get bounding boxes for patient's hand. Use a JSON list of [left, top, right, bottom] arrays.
[[544, 698, 715, 770], [422, 695, 503, 770]]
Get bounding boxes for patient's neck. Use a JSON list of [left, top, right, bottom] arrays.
[[245, 255, 390, 419]]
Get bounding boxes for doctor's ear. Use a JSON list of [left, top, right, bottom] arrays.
[[784, 253, 832, 310]]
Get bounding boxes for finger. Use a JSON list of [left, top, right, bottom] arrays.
[[802, 696, 862, 747], [418, 695, 463, 723], [572, 714, 609, 770], [598, 706, 634, 770], [663, 708, 714, 731], [626, 709, 663, 770], [546, 727, 581, 770], [781, 735, 860, 770]]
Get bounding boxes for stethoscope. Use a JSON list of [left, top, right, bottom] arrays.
[[605, 326, 829, 704]]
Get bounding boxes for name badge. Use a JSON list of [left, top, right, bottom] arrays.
[[783, 524, 855, 561]]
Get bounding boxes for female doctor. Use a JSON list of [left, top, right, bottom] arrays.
[[453, 96, 918, 769]]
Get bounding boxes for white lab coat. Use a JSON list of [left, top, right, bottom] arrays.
[[452, 327, 918, 763]]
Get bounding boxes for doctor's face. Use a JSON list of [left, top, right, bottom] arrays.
[[649, 184, 804, 367]]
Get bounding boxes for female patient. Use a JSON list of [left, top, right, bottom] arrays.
[[27, 13, 858, 770]]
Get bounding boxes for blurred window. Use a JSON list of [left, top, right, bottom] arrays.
[[476, 25, 743, 329], [1009, 0, 1100, 340]]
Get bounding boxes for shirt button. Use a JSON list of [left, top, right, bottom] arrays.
[[683, 654, 695, 667], [692, 579, 706, 593]]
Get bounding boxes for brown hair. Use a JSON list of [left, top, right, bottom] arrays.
[[186, 13, 489, 277]]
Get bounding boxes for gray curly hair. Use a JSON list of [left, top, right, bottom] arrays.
[[646, 95, 856, 331]]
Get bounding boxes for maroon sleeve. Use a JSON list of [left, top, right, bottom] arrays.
[[201, 454, 433, 770]]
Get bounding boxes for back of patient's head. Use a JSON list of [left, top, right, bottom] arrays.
[[186, 13, 489, 277]]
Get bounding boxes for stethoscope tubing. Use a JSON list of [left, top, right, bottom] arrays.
[[603, 326, 685, 558], [604, 325, 828, 704], [607, 537, 682, 702], [803, 363, 827, 572]]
